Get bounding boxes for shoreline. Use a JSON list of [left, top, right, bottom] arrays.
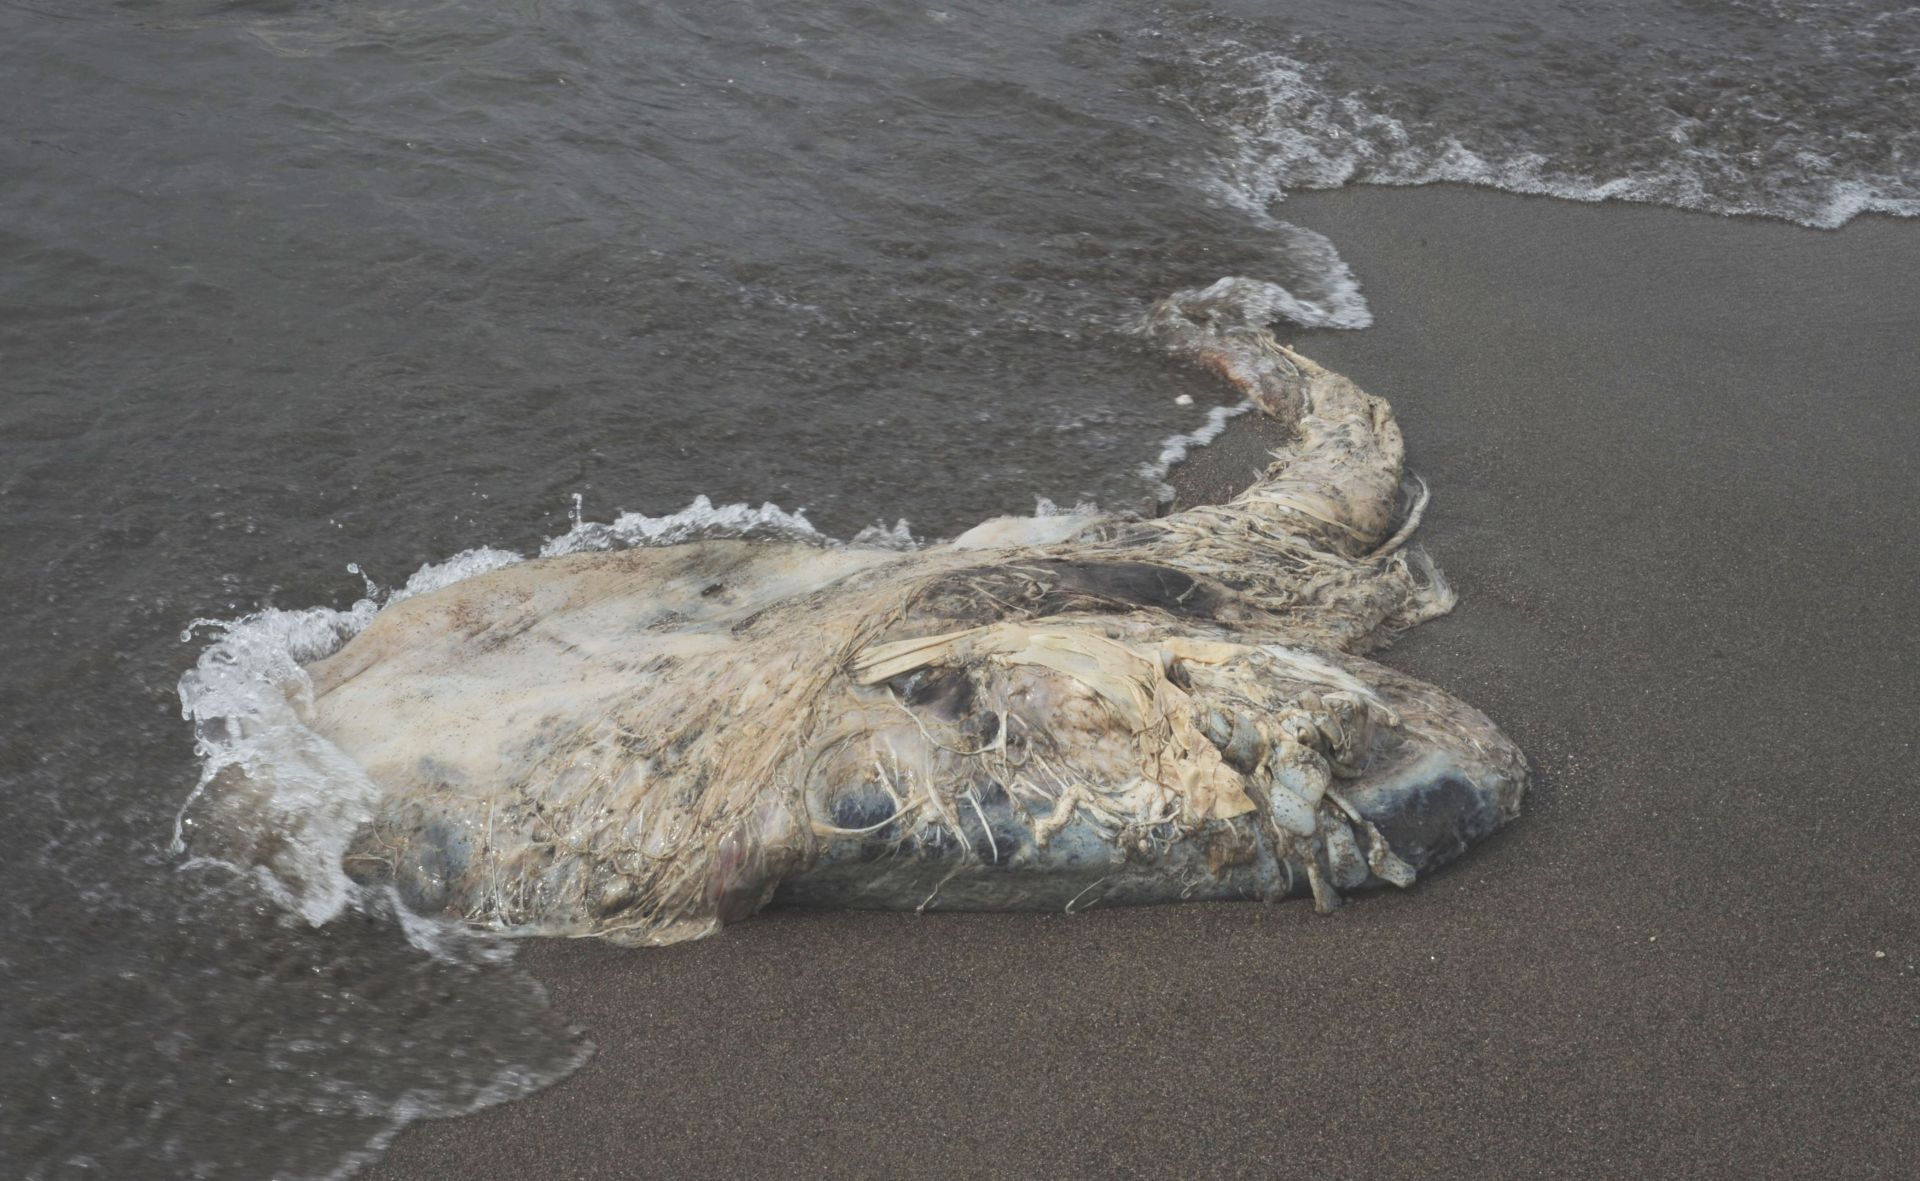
[[369, 185, 1920, 1179]]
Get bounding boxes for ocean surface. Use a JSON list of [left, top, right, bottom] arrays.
[[2, 1, 1912, 1176]]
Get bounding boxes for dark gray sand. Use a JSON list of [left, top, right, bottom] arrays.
[[371, 187, 1918, 1179]]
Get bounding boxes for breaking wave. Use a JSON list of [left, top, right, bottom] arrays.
[[1159, 14, 1919, 230]]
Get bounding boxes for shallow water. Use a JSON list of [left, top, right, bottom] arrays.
[[3, 1, 1912, 1176]]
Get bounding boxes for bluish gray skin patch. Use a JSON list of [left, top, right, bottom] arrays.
[[775, 740, 1517, 915], [775, 803, 1283, 913], [1348, 768, 1517, 877], [771, 620, 1529, 918], [390, 821, 471, 915]]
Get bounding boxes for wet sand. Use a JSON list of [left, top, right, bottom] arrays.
[[370, 187, 1919, 1179]]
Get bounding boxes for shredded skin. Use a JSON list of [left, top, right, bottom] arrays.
[[203, 281, 1526, 944]]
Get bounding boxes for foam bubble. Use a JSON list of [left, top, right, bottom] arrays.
[[848, 518, 919, 549], [1155, 269, 1372, 334], [1178, 42, 1919, 231], [389, 546, 526, 604], [1032, 495, 1102, 518], [538, 494, 828, 557]]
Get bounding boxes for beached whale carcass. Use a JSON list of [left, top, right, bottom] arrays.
[[200, 287, 1527, 945]]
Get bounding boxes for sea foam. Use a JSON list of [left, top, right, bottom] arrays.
[[1182, 43, 1919, 231]]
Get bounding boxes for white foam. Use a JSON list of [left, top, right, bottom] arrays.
[[539, 493, 828, 557], [173, 621, 384, 925], [388, 546, 526, 604], [1195, 47, 1920, 231], [848, 517, 919, 549], [1139, 399, 1257, 503], [946, 497, 1106, 551], [1033, 495, 1101, 518], [1157, 270, 1372, 334]]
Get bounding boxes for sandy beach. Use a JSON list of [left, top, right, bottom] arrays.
[[368, 186, 1918, 1179]]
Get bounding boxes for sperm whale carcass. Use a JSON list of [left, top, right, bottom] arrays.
[[186, 287, 1527, 946]]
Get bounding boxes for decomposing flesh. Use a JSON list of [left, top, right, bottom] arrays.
[[195, 289, 1527, 945]]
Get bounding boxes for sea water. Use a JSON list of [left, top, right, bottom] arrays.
[[3, 1, 1910, 1175]]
